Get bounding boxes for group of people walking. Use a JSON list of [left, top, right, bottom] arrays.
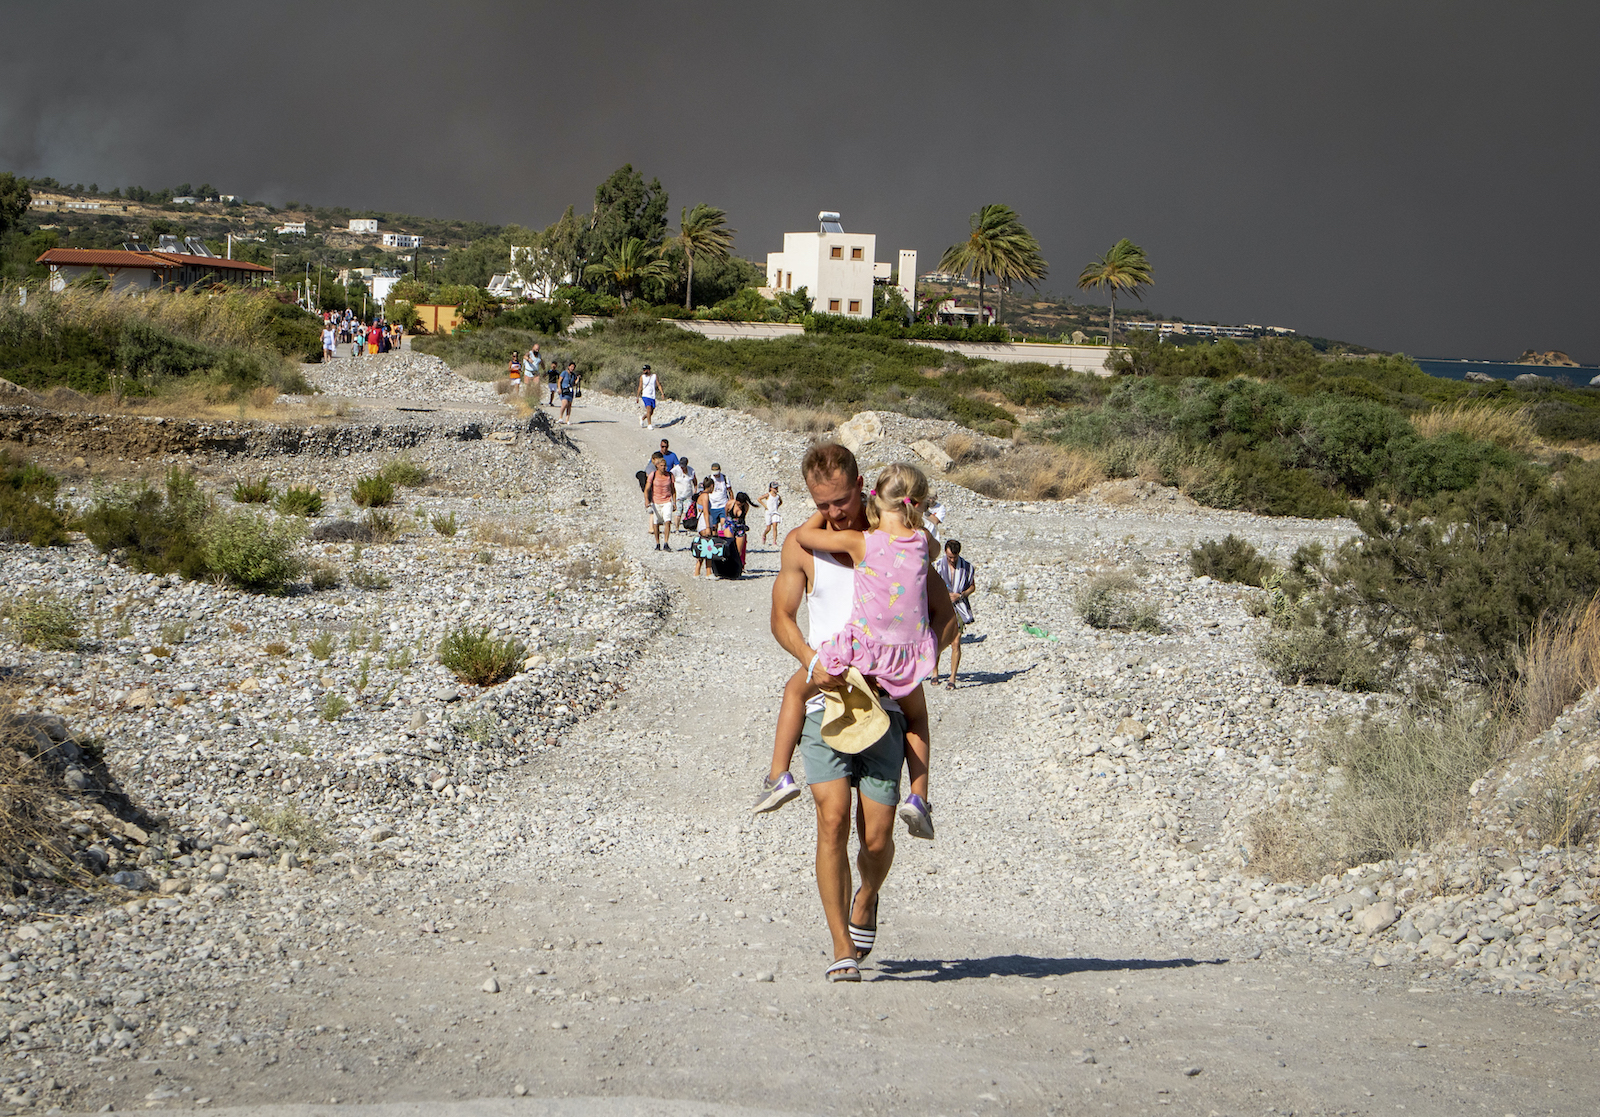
[[505, 344, 585, 426], [640, 438, 778, 579], [319, 310, 400, 360]]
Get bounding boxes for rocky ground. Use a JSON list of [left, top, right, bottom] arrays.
[[0, 358, 1596, 1116]]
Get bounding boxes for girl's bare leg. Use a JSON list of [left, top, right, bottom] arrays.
[[898, 684, 931, 801], [770, 668, 818, 781]]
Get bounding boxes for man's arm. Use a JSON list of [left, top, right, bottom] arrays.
[[771, 531, 847, 689]]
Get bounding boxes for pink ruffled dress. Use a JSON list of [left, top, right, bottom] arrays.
[[817, 529, 936, 699]]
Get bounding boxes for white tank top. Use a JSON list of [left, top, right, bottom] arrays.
[[805, 549, 900, 714], [640, 372, 659, 398]]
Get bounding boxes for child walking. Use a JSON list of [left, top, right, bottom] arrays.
[[752, 463, 937, 839]]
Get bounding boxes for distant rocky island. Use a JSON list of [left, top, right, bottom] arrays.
[[1517, 349, 1578, 366]]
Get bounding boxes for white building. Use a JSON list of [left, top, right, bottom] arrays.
[[275, 221, 306, 235], [766, 212, 893, 318], [382, 232, 421, 249], [349, 219, 379, 233]]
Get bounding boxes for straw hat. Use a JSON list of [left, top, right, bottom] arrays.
[[820, 668, 890, 754]]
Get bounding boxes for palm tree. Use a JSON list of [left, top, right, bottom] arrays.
[[1076, 238, 1153, 345], [676, 204, 735, 309], [937, 204, 1048, 328], [583, 236, 671, 308]]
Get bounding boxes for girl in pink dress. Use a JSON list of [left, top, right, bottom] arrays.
[[753, 463, 938, 839]]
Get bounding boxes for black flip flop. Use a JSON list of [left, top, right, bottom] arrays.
[[848, 887, 879, 959]]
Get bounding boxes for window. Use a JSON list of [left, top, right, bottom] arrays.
[[848, 300, 861, 313], [785, 272, 792, 290], [828, 299, 841, 312], [851, 247, 863, 261], [830, 246, 843, 259]]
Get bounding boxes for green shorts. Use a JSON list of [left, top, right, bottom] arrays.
[[797, 707, 905, 807]]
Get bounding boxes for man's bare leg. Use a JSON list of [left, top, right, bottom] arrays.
[[811, 777, 858, 964], [850, 793, 897, 938]]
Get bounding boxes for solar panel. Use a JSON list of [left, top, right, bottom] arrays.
[[157, 235, 182, 252], [185, 237, 216, 257], [818, 210, 844, 234]]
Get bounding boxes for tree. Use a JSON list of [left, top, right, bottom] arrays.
[[937, 204, 1048, 328], [0, 173, 31, 238], [674, 204, 735, 308], [1077, 238, 1153, 345], [582, 165, 668, 282], [583, 236, 671, 307]]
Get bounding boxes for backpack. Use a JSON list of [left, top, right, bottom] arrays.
[[634, 470, 648, 493], [681, 499, 699, 530]]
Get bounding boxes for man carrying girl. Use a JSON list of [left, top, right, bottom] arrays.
[[763, 444, 959, 982]]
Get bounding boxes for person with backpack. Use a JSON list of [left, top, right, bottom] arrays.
[[691, 478, 717, 579], [707, 463, 731, 530], [557, 362, 577, 425], [671, 455, 697, 531]]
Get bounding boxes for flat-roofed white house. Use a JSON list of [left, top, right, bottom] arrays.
[[765, 212, 888, 317], [349, 219, 379, 233], [382, 233, 421, 249]]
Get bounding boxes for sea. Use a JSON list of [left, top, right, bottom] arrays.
[[1416, 358, 1598, 386]]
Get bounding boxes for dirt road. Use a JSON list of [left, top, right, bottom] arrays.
[[47, 393, 1600, 1116]]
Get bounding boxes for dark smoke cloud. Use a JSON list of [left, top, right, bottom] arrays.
[[4, 1, 1596, 361]]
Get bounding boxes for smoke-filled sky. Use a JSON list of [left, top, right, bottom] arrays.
[[3, 1, 1596, 362]]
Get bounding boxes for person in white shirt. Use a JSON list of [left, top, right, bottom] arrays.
[[707, 463, 730, 530], [638, 364, 661, 428], [926, 496, 948, 542], [671, 456, 697, 530], [321, 326, 336, 362], [524, 345, 542, 395], [759, 482, 783, 547]]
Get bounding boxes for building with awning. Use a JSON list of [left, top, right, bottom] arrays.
[[36, 248, 273, 293]]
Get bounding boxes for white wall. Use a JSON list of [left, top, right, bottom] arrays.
[[766, 231, 875, 316], [48, 265, 163, 294], [349, 219, 378, 233]]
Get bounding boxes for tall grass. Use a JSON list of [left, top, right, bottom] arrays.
[[1411, 402, 1537, 452], [0, 285, 316, 398]]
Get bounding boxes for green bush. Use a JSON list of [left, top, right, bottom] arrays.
[[676, 374, 726, 407], [1075, 573, 1161, 632], [232, 478, 275, 504], [79, 468, 211, 578], [1322, 461, 1600, 684], [495, 300, 573, 334], [0, 453, 70, 546], [2, 591, 81, 649], [351, 475, 395, 508], [362, 509, 400, 543], [200, 510, 304, 593], [430, 510, 459, 536], [438, 625, 527, 686], [275, 486, 323, 517], [377, 457, 429, 487], [1257, 625, 1378, 690], [1189, 535, 1273, 586]]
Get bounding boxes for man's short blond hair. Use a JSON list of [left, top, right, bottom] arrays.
[[801, 442, 860, 486]]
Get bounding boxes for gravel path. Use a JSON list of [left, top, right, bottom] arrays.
[[2, 368, 1598, 1115]]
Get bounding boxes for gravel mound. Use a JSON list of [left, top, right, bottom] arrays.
[[301, 351, 501, 405]]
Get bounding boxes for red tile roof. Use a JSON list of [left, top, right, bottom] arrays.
[[35, 248, 273, 273], [35, 248, 175, 269], [149, 252, 273, 273]]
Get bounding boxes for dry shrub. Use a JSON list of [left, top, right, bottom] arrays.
[[1412, 403, 1536, 452], [1520, 764, 1600, 849], [472, 518, 532, 548], [770, 406, 845, 433], [951, 445, 1104, 501], [1246, 797, 1336, 881], [0, 689, 84, 886], [1075, 570, 1161, 632], [1504, 597, 1600, 748], [942, 430, 988, 465], [251, 385, 281, 409]]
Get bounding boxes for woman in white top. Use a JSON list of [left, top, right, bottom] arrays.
[[638, 365, 661, 429]]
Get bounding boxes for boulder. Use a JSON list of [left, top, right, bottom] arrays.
[[1514, 373, 1552, 387], [911, 439, 954, 474], [836, 413, 883, 454], [1463, 371, 1496, 384], [1355, 900, 1399, 935]]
